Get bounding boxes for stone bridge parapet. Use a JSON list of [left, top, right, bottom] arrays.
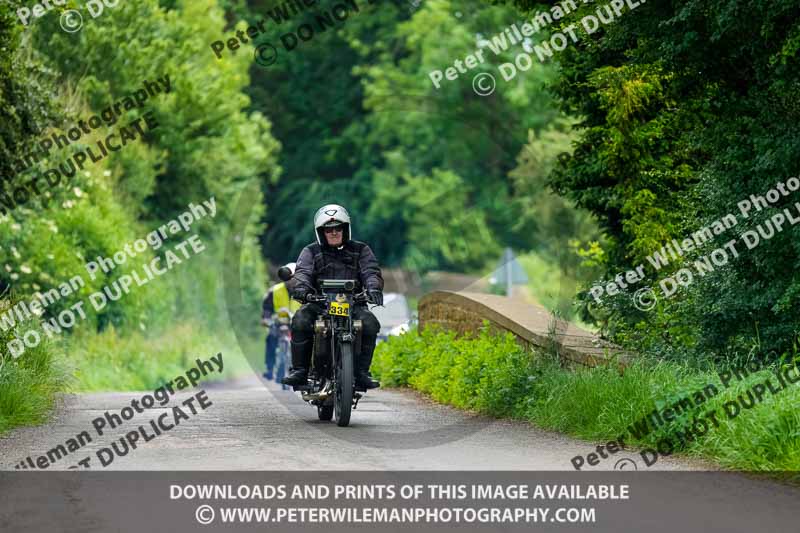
[[418, 291, 632, 368]]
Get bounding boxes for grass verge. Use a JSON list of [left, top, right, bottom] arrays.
[[373, 325, 800, 473], [69, 321, 253, 392], [0, 316, 254, 436], [0, 308, 72, 435]]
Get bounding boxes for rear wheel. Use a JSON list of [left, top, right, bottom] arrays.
[[317, 404, 334, 421], [334, 341, 354, 427]]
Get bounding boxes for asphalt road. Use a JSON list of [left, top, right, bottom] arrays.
[[8, 377, 800, 533], [0, 375, 703, 471]]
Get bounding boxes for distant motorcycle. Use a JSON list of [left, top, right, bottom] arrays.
[[278, 266, 372, 427]]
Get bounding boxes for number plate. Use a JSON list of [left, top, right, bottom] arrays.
[[329, 302, 350, 316]]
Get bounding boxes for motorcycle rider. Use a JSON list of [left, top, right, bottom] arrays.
[[281, 204, 383, 390], [261, 263, 301, 380]]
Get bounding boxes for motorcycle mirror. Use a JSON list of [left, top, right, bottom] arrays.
[[277, 266, 293, 282]]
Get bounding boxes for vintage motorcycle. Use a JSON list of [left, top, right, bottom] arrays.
[[277, 267, 373, 427]]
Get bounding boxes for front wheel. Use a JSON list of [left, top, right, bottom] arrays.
[[334, 341, 354, 427]]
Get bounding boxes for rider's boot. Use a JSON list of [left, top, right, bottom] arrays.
[[281, 339, 312, 386], [355, 340, 380, 390]]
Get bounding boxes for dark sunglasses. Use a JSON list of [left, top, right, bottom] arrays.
[[323, 226, 343, 234]]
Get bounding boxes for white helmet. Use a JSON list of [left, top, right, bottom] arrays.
[[277, 262, 296, 282], [313, 204, 351, 245]]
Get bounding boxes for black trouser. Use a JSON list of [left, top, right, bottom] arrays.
[[264, 328, 278, 373], [290, 303, 380, 371]]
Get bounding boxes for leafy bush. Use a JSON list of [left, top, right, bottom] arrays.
[[375, 324, 538, 415]]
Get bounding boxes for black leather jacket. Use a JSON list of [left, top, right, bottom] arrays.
[[290, 240, 383, 300]]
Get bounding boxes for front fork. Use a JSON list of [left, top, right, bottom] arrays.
[[314, 318, 363, 372], [312, 316, 364, 406]]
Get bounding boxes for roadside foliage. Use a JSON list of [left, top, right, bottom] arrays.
[[0, 0, 276, 431]]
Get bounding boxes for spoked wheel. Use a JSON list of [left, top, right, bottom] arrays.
[[317, 404, 334, 421], [334, 341, 354, 427]]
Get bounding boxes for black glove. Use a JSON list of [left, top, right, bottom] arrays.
[[305, 293, 322, 303], [367, 290, 383, 306]]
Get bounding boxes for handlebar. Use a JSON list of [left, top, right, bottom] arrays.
[[307, 291, 370, 304]]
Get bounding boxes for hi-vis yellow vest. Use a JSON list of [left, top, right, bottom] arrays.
[[273, 282, 302, 313]]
